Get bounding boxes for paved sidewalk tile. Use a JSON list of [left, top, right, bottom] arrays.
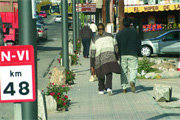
[[48, 55, 178, 120]]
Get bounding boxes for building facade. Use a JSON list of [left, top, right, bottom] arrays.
[[124, 0, 180, 39]]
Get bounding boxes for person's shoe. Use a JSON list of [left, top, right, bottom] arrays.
[[122, 89, 127, 93], [130, 82, 136, 93], [98, 91, 104, 95], [107, 88, 112, 96]]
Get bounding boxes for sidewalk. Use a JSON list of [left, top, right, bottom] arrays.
[[48, 54, 180, 120]]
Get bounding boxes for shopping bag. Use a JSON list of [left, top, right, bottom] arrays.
[[89, 75, 98, 82]]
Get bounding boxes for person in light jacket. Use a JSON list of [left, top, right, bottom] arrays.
[[90, 23, 120, 95]]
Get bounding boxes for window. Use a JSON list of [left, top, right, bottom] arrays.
[[164, 31, 179, 41]]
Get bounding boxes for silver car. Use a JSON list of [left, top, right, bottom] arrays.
[[140, 29, 180, 57], [36, 23, 47, 40], [54, 15, 62, 23]]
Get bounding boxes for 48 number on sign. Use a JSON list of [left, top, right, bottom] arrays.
[[3, 81, 29, 96]]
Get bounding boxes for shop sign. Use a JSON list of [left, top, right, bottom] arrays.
[[143, 23, 180, 32], [125, 4, 180, 13], [76, 3, 96, 12], [143, 24, 163, 32]]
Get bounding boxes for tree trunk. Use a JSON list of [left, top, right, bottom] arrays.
[[118, 0, 124, 31], [102, 0, 106, 25]]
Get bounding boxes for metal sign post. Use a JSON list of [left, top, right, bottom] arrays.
[[18, 0, 38, 119]]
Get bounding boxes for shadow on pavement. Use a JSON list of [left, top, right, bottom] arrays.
[[135, 85, 153, 93], [73, 69, 90, 73], [113, 85, 153, 95], [37, 46, 62, 51], [147, 113, 180, 120], [112, 89, 123, 95]]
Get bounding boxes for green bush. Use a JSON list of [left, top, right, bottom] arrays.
[[65, 69, 75, 85], [138, 57, 157, 74], [70, 54, 79, 65]]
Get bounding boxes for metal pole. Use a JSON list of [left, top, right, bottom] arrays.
[[76, 0, 80, 41], [72, 0, 77, 52], [62, 0, 69, 69], [14, 103, 22, 120], [18, 0, 38, 119]]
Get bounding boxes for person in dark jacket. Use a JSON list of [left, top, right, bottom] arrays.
[[0, 16, 4, 46], [116, 17, 141, 93], [79, 24, 93, 58]]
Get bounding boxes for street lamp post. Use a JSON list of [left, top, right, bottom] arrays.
[[73, 0, 77, 52], [61, 0, 69, 69], [76, 0, 80, 42]]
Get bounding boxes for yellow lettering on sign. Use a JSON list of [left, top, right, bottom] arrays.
[[163, 5, 170, 10], [124, 4, 180, 13], [174, 4, 180, 10], [144, 6, 159, 12], [134, 7, 139, 12]]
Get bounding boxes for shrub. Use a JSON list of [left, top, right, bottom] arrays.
[[76, 39, 82, 54], [46, 83, 71, 111], [138, 57, 157, 74], [70, 54, 79, 65], [65, 69, 75, 85]]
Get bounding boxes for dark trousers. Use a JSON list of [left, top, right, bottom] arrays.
[[98, 72, 112, 91], [82, 38, 91, 57]]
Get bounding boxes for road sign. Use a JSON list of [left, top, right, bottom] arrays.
[[0, 45, 36, 103], [76, 3, 96, 12]]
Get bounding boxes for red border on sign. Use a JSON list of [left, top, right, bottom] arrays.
[[0, 45, 36, 103]]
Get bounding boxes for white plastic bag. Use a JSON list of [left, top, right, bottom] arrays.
[[89, 75, 98, 82]]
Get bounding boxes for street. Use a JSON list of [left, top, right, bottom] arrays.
[[0, 15, 179, 120], [37, 15, 63, 91]]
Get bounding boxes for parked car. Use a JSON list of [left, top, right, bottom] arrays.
[[39, 11, 47, 18], [36, 15, 44, 24], [140, 29, 180, 57], [36, 23, 47, 40], [54, 15, 62, 23]]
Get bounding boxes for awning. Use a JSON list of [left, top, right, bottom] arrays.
[[124, 3, 180, 13]]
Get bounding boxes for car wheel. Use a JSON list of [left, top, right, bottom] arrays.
[[140, 45, 152, 57]]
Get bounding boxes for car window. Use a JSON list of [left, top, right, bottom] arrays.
[[164, 31, 179, 41]]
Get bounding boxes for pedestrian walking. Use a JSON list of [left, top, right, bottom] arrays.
[[116, 17, 141, 93], [90, 23, 120, 95], [79, 23, 93, 58], [0, 16, 4, 46], [89, 21, 97, 39]]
